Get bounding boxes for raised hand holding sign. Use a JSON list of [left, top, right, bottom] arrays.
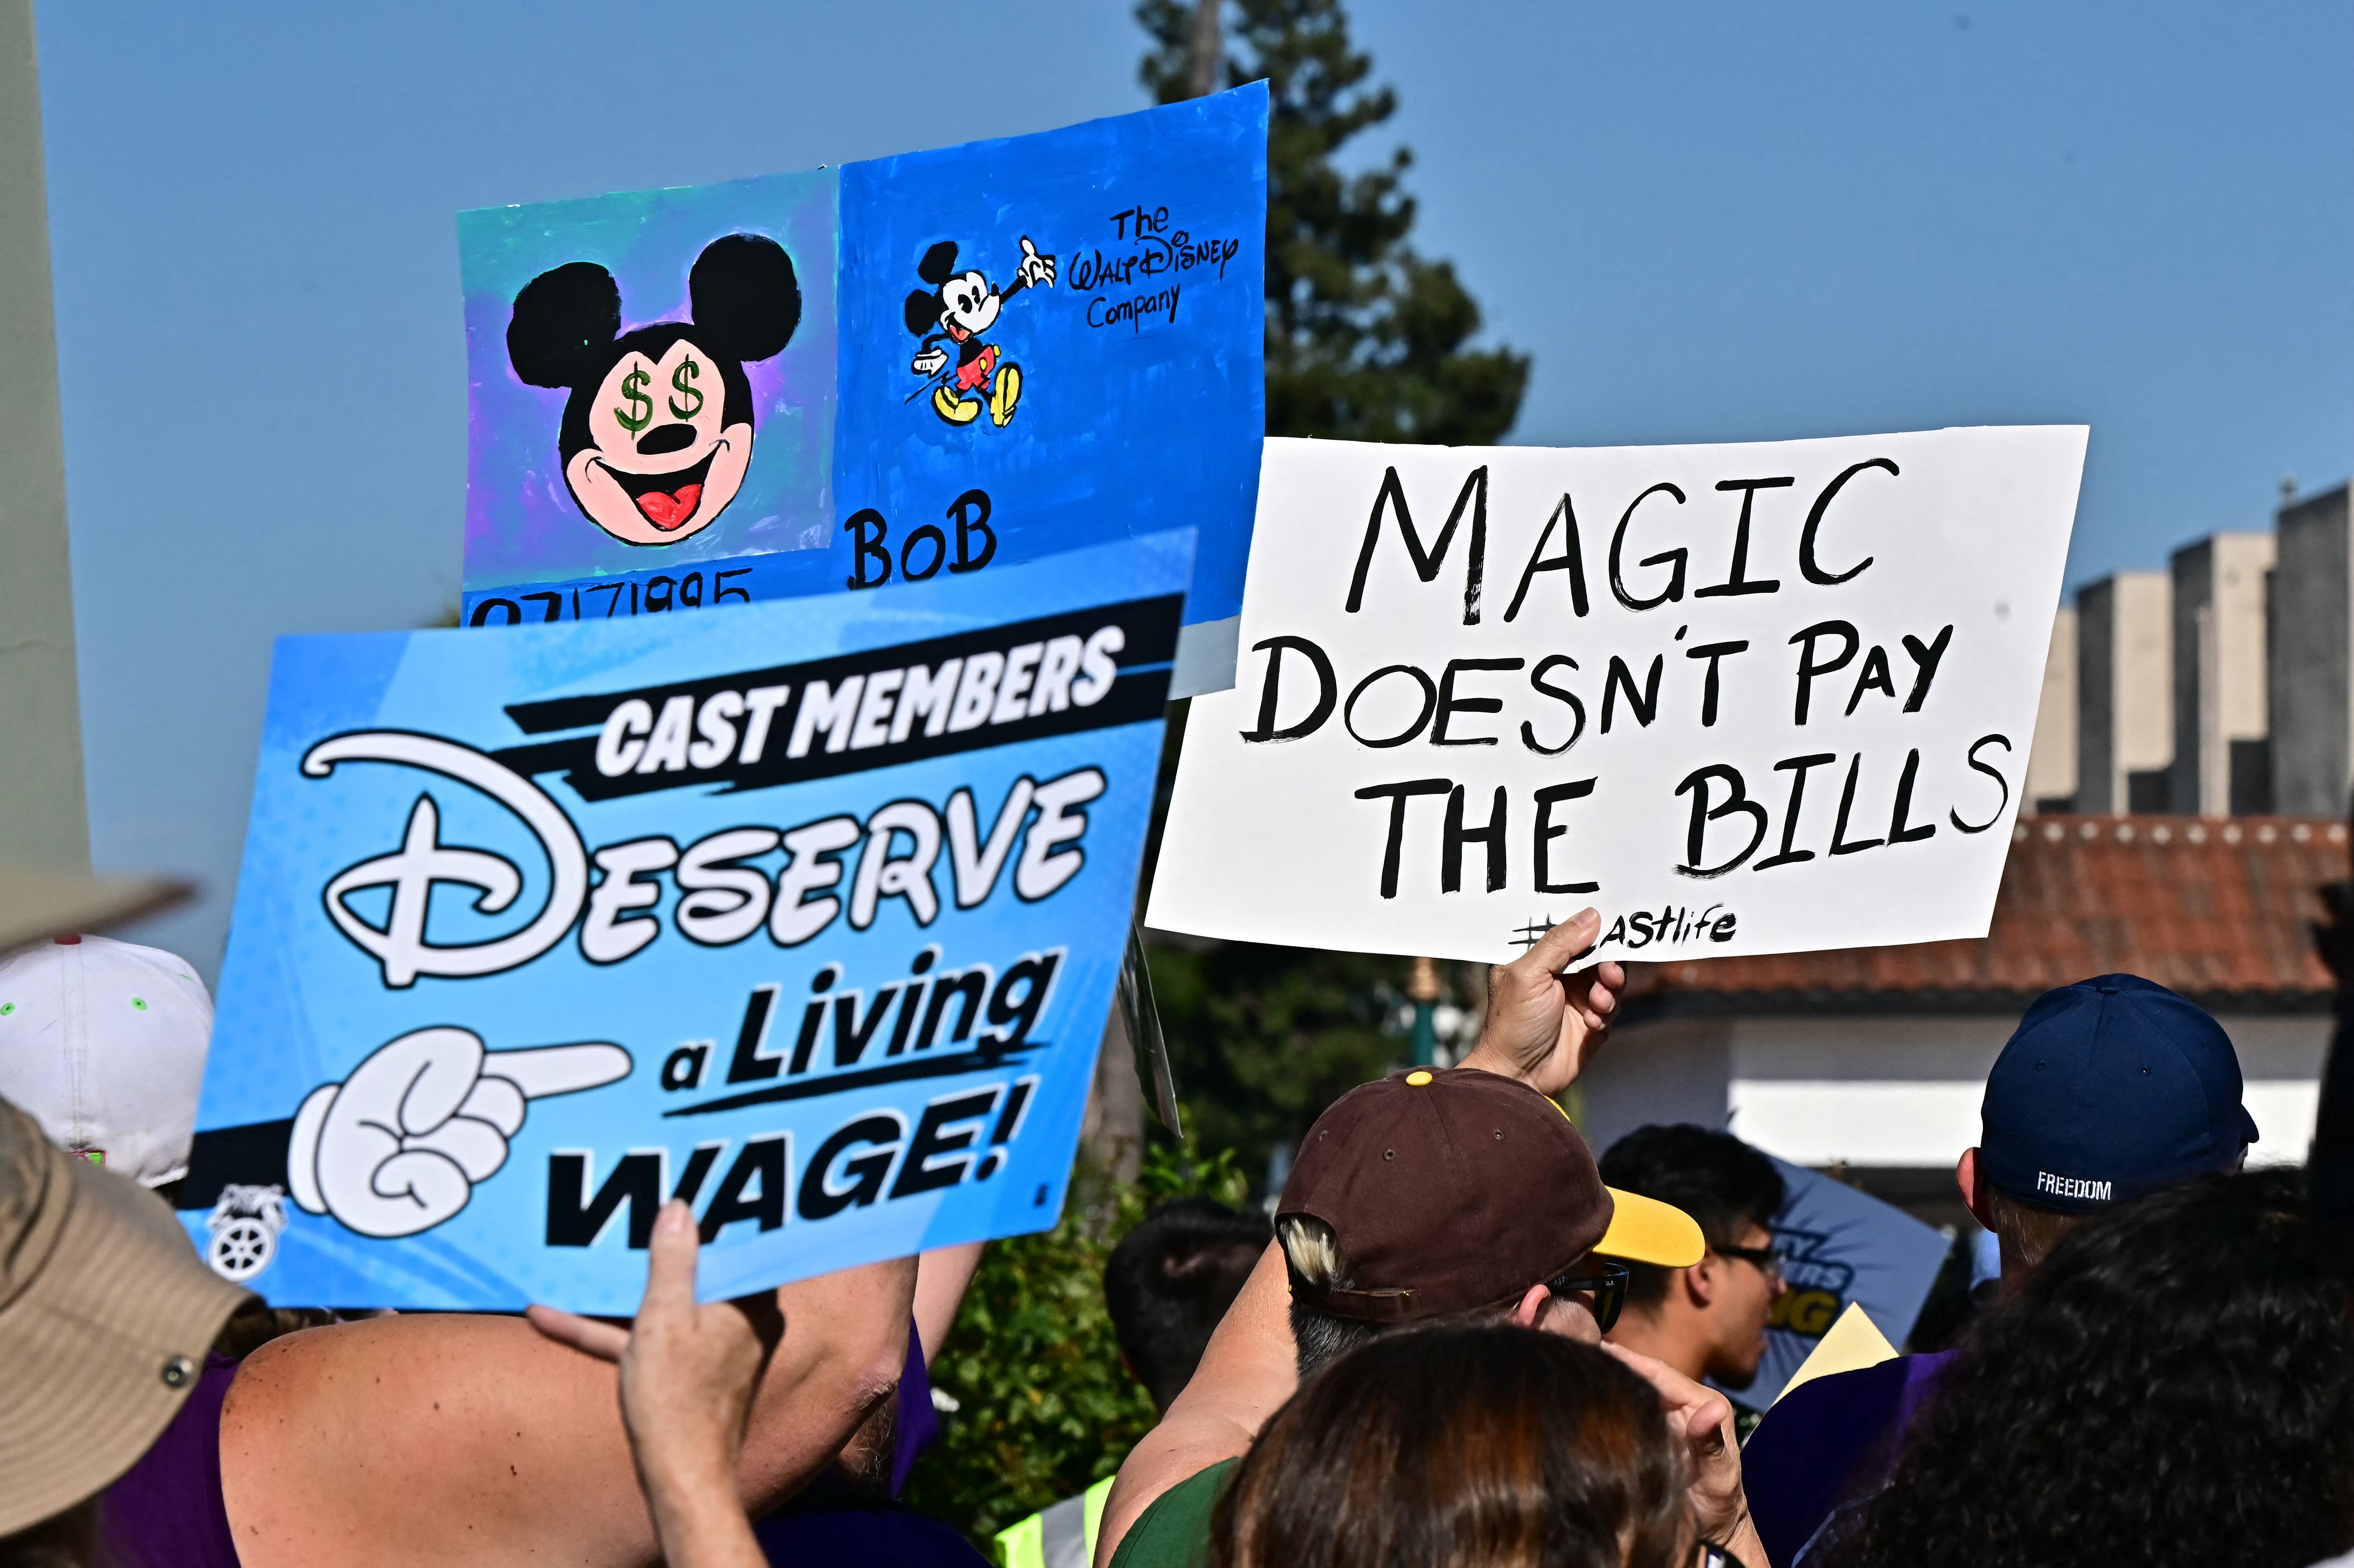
[[287, 1028, 630, 1238]]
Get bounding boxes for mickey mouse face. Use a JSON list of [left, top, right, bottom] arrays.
[[937, 270, 1001, 337], [568, 334, 744, 542], [508, 235, 799, 547], [903, 241, 1006, 343]]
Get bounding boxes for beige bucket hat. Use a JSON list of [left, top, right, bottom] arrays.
[[0, 870, 186, 961], [0, 1092, 249, 1535]]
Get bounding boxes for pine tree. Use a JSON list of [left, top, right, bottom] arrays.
[[1131, 0, 1508, 1188], [1139, 0, 1530, 444]]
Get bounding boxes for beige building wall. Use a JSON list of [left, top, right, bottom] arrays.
[[2025, 606, 2077, 810], [1582, 1011, 2325, 1170], [2171, 532, 2275, 817], [2075, 571, 2173, 813]]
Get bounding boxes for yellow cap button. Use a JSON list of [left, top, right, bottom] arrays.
[[1406, 1070, 1433, 1086]]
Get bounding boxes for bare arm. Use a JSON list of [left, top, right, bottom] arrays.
[[912, 1241, 986, 1364], [1094, 1240, 1295, 1566], [220, 1253, 916, 1568], [1094, 910, 1626, 1567]]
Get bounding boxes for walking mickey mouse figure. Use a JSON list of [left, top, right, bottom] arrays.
[[505, 234, 802, 548], [903, 236, 1057, 429]]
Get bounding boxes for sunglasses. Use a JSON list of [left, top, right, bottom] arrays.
[[1717, 1242, 1786, 1280], [1545, 1260, 1631, 1332]]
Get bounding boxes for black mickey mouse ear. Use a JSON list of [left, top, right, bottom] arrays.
[[904, 289, 943, 337], [917, 240, 959, 287], [689, 234, 801, 363], [507, 262, 620, 389]]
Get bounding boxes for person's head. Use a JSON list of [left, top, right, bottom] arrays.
[[1104, 1196, 1272, 1413], [1817, 1167, 2354, 1568], [1597, 1124, 1786, 1387], [0, 935, 214, 1193], [0, 1092, 250, 1547], [1958, 974, 2255, 1289], [1275, 1068, 1703, 1376], [1210, 1322, 1689, 1568]]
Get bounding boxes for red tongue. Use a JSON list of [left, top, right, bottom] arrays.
[[635, 484, 702, 530]]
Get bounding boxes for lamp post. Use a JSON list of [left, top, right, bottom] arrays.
[[1407, 955, 1442, 1068]]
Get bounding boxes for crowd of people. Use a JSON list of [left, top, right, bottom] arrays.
[[7, 899, 2354, 1567]]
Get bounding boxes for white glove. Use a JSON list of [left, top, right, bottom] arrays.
[[911, 345, 949, 377], [287, 1027, 631, 1239], [1016, 235, 1056, 289]]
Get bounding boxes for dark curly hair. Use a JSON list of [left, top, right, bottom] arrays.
[[1814, 1168, 2354, 1568], [1208, 1323, 1689, 1568], [1103, 1197, 1271, 1412], [1599, 1123, 1785, 1307]]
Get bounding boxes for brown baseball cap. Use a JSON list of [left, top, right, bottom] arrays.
[[1278, 1067, 1703, 1322], [0, 1093, 251, 1534]]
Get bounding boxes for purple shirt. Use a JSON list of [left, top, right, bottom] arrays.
[[890, 1319, 941, 1496], [1740, 1349, 1958, 1567], [95, 1353, 242, 1568], [756, 1319, 982, 1566]]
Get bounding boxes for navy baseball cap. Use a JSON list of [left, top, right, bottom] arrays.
[[1979, 974, 2258, 1214]]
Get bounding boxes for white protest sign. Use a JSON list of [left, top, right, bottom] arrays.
[[1147, 429, 2084, 964]]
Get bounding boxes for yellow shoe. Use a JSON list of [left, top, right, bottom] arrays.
[[990, 363, 1023, 427], [933, 384, 981, 425]]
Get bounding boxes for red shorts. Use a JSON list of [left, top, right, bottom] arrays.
[[953, 343, 999, 393]]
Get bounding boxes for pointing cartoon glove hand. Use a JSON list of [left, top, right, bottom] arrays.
[[287, 1027, 630, 1238], [1016, 235, 1056, 289], [911, 345, 949, 378]]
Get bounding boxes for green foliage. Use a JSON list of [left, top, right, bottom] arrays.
[[1138, 0, 1530, 444], [1132, 2, 1519, 1177], [902, 1142, 1251, 1552], [1146, 938, 1405, 1188]]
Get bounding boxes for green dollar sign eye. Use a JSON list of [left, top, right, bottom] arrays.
[[131, 997, 148, 1011], [668, 358, 703, 420], [0, 1003, 13, 1015], [613, 364, 653, 436]]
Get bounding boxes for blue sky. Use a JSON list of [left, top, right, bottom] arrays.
[[38, 0, 2352, 980]]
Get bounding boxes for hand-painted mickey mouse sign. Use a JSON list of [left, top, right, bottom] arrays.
[[507, 236, 802, 546], [902, 237, 1055, 429], [460, 87, 1271, 699]]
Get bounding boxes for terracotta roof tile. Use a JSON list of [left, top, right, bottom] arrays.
[[1640, 816, 2348, 1007]]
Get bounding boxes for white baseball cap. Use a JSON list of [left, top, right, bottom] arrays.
[[0, 934, 214, 1188]]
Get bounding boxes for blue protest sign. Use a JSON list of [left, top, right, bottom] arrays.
[[181, 533, 1192, 1310], [832, 91, 1265, 675], [458, 87, 1264, 695], [1722, 1156, 1954, 1407]]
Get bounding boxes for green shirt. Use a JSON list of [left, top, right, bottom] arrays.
[[1105, 1458, 1239, 1568]]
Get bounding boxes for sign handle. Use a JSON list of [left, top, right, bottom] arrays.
[[1120, 922, 1183, 1137]]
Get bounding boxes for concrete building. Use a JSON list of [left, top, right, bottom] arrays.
[[2075, 571, 2173, 813], [2170, 532, 2275, 817], [2026, 606, 2077, 813], [1587, 815, 2343, 1225], [2272, 485, 2354, 815]]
